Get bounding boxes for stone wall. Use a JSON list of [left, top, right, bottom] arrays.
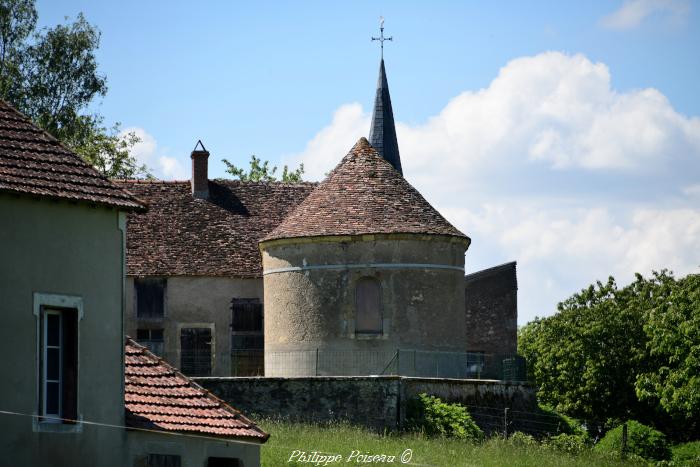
[[195, 376, 537, 434], [125, 276, 263, 377], [260, 234, 469, 376], [464, 262, 518, 355]]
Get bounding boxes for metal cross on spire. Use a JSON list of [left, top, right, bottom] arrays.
[[371, 16, 392, 59]]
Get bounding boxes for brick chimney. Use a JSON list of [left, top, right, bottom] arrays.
[[190, 140, 209, 199]]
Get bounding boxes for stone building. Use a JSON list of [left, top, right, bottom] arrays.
[[260, 137, 470, 376], [118, 57, 519, 378], [0, 100, 267, 466]]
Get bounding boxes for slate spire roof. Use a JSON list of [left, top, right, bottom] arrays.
[[262, 137, 468, 242], [125, 337, 269, 441], [0, 100, 144, 211], [369, 59, 402, 174]]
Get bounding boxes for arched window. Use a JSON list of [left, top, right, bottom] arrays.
[[355, 277, 382, 334]]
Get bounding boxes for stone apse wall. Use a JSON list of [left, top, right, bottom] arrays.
[[464, 262, 518, 355], [196, 376, 537, 434]]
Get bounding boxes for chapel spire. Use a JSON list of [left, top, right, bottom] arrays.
[[369, 18, 403, 174]]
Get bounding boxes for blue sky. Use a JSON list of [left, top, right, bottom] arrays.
[[37, 1, 700, 324]]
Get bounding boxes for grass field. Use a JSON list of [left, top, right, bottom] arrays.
[[258, 420, 644, 467]]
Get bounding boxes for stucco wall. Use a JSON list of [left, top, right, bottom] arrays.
[[464, 262, 518, 355], [261, 235, 468, 376], [196, 376, 537, 434], [0, 195, 127, 466], [125, 276, 263, 376], [127, 430, 260, 467]]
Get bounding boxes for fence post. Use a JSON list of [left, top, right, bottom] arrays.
[[396, 349, 400, 375], [315, 348, 319, 376], [503, 408, 510, 438], [621, 422, 628, 459]]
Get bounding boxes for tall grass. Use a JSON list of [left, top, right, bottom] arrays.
[[258, 420, 644, 467]]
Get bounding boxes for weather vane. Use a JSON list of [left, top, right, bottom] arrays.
[[371, 16, 392, 59]]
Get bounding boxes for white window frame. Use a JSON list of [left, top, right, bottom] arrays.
[[42, 309, 63, 422], [33, 292, 83, 433]]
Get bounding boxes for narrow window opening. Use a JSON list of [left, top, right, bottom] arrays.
[[146, 454, 181, 467], [136, 328, 164, 356], [208, 457, 243, 467], [355, 277, 382, 334], [40, 307, 78, 423], [231, 299, 264, 376], [180, 328, 212, 376], [135, 278, 166, 318]]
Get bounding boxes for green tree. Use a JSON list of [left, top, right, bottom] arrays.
[[519, 276, 652, 432], [222, 155, 304, 182], [0, 0, 149, 178], [635, 272, 700, 436], [76, 120, 150, 179], [520, 270, 700, 439]]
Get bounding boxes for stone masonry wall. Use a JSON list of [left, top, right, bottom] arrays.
[[464, 262, 518, 355], [195, 376, 537, 434]]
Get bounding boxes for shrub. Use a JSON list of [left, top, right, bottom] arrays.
[[538, 404, 588, 437], [508, 431, 538, 448], [594, 420, 671, 461], [546, 433, 588, 456], [672, 441, 700, 465], [406, 393, 483, 441]]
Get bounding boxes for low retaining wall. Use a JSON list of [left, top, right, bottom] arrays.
[[195, 376, 537, 433]]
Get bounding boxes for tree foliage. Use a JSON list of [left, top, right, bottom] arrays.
[[0, 0, 149, 178], [594, 420, 671, 461], [635, 273, 700, 430], [222, 155, 304, 182], [519, 270, 700, 440]]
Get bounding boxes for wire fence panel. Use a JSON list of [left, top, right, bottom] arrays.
[[260, 348, 527, 380]]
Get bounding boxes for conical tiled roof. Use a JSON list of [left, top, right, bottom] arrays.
[[262, 138, 468, 242], [369, 59, 402, 174]]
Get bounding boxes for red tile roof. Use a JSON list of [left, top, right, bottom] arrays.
[[115, 180, 316, 277], [125, 338, 269, 441], [263, 137, 469, 242], [0, 100, 145, 211]]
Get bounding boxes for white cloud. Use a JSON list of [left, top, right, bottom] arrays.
[[289, 51, 700, 323], [292, 52, 700, 186], [600, 0, 690, 30], [283, 103, 369, 179], [120, 127, 189, 180], [446, 202, 700, 322]]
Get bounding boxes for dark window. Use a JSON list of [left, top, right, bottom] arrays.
[[136, 329, 164, 356], [231, 299, 264, 376], [135, 278, 165, 318], [355, 277, 382, 334], [180, 328, 211, 376], [146, 454, 181, 467], [231, 299, 263, 333], [40, 308, 78, 423], [208, 458, 243, 467]]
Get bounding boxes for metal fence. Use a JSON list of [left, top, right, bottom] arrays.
[[235, 349, 527, 381]]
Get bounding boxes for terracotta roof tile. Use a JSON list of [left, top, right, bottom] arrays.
[[124, 337, 268, 441], [0, 100, 145, 211], [116, 180, 315, 277], [263, 137, 468, 242]]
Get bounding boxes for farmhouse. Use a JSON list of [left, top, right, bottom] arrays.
[[0, 100, 267, 466], [118, 58, 518, 379]]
